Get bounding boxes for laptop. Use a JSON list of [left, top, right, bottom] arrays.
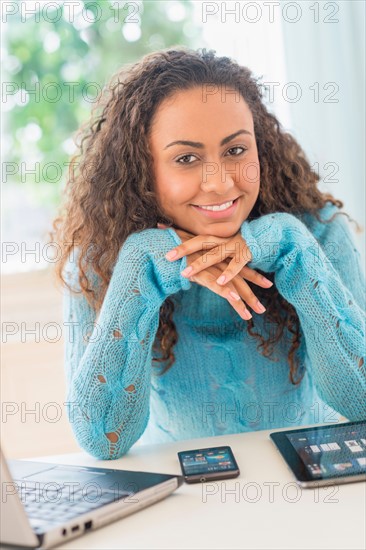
[[0, 446, 183, 549]]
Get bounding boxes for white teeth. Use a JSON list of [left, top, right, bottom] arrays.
[[198, 200, 234, 211]]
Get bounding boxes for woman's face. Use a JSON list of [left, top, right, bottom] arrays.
[[148, 85, 260, 237]]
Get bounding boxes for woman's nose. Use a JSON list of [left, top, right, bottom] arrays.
[[200, 160, 236, 194]]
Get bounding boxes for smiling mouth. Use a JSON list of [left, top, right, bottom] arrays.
[[190, 197, 240, 211], [190, 197, 240, 218]]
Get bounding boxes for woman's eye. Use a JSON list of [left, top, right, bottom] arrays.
[[176, 146, 246, 164], [226, 146, 247, 156], [176, 154, 196, 164]]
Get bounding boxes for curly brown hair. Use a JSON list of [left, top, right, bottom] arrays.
[[50, 46, 359, 386]]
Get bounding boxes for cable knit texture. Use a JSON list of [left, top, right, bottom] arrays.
[[63, 202, 366, 459]]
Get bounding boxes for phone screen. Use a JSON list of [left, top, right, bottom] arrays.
[[178, 446, 238, 476]]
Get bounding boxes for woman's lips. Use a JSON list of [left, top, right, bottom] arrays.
[[191, 197, 239, 219]]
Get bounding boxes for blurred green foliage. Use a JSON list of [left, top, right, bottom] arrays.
[[4, 0, 203, 207]]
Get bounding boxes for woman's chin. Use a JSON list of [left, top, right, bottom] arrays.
[[198, 222, 241, 239], [173, 220, 241, 239]]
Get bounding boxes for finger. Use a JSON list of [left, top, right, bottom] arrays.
[[214, 238, 253, 285], [215, 254, 250, 286], [189, 266, 253, 321], [228, 275, 267, 315], [203, 262, 268, 315], [181, 235, 252, 281], [215, 261, 273, 288], [238, 266, 273, 288], [165, 235, 225, 262], [165, 235, 202, 261], [180, 241, 238, 278]]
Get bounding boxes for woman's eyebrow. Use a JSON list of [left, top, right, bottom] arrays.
[[164, 129, 252, 150]]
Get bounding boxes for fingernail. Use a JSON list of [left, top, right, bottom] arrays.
[[243, 309, 252, 320], [256, 301, 266, 313], [166, 250, 177, 260], [261, 276, 273, 286], [217, 275, 226, 285], [181, 266, 193, 277], [229, 291, 241, 301]]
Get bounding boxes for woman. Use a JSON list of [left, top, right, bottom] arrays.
[[51, 47, 366, 460]]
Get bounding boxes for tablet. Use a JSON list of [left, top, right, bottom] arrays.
[[270, 420, 366, 487]]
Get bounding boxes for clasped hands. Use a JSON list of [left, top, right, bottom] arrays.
[[157, 223, 273, 321]]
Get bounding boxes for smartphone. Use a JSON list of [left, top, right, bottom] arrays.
[[177, 445, 240, 483]]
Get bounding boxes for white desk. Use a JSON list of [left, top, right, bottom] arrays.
[[21, 425, 366, 549]]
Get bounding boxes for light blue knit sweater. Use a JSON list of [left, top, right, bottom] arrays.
[[63, 202, 366, 459]]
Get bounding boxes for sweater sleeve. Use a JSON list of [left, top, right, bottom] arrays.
[[62, 228, 191, 460], [240, 209, 366, 421]]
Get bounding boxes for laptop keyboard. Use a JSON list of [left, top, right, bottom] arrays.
[[17, 481, 132, 531]]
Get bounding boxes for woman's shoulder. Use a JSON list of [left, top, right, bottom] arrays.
[[298, 201, 352, 242], [299, 200, 339, 224]]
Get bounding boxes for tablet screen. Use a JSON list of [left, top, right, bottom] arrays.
[[285, 422, 366, 479]]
